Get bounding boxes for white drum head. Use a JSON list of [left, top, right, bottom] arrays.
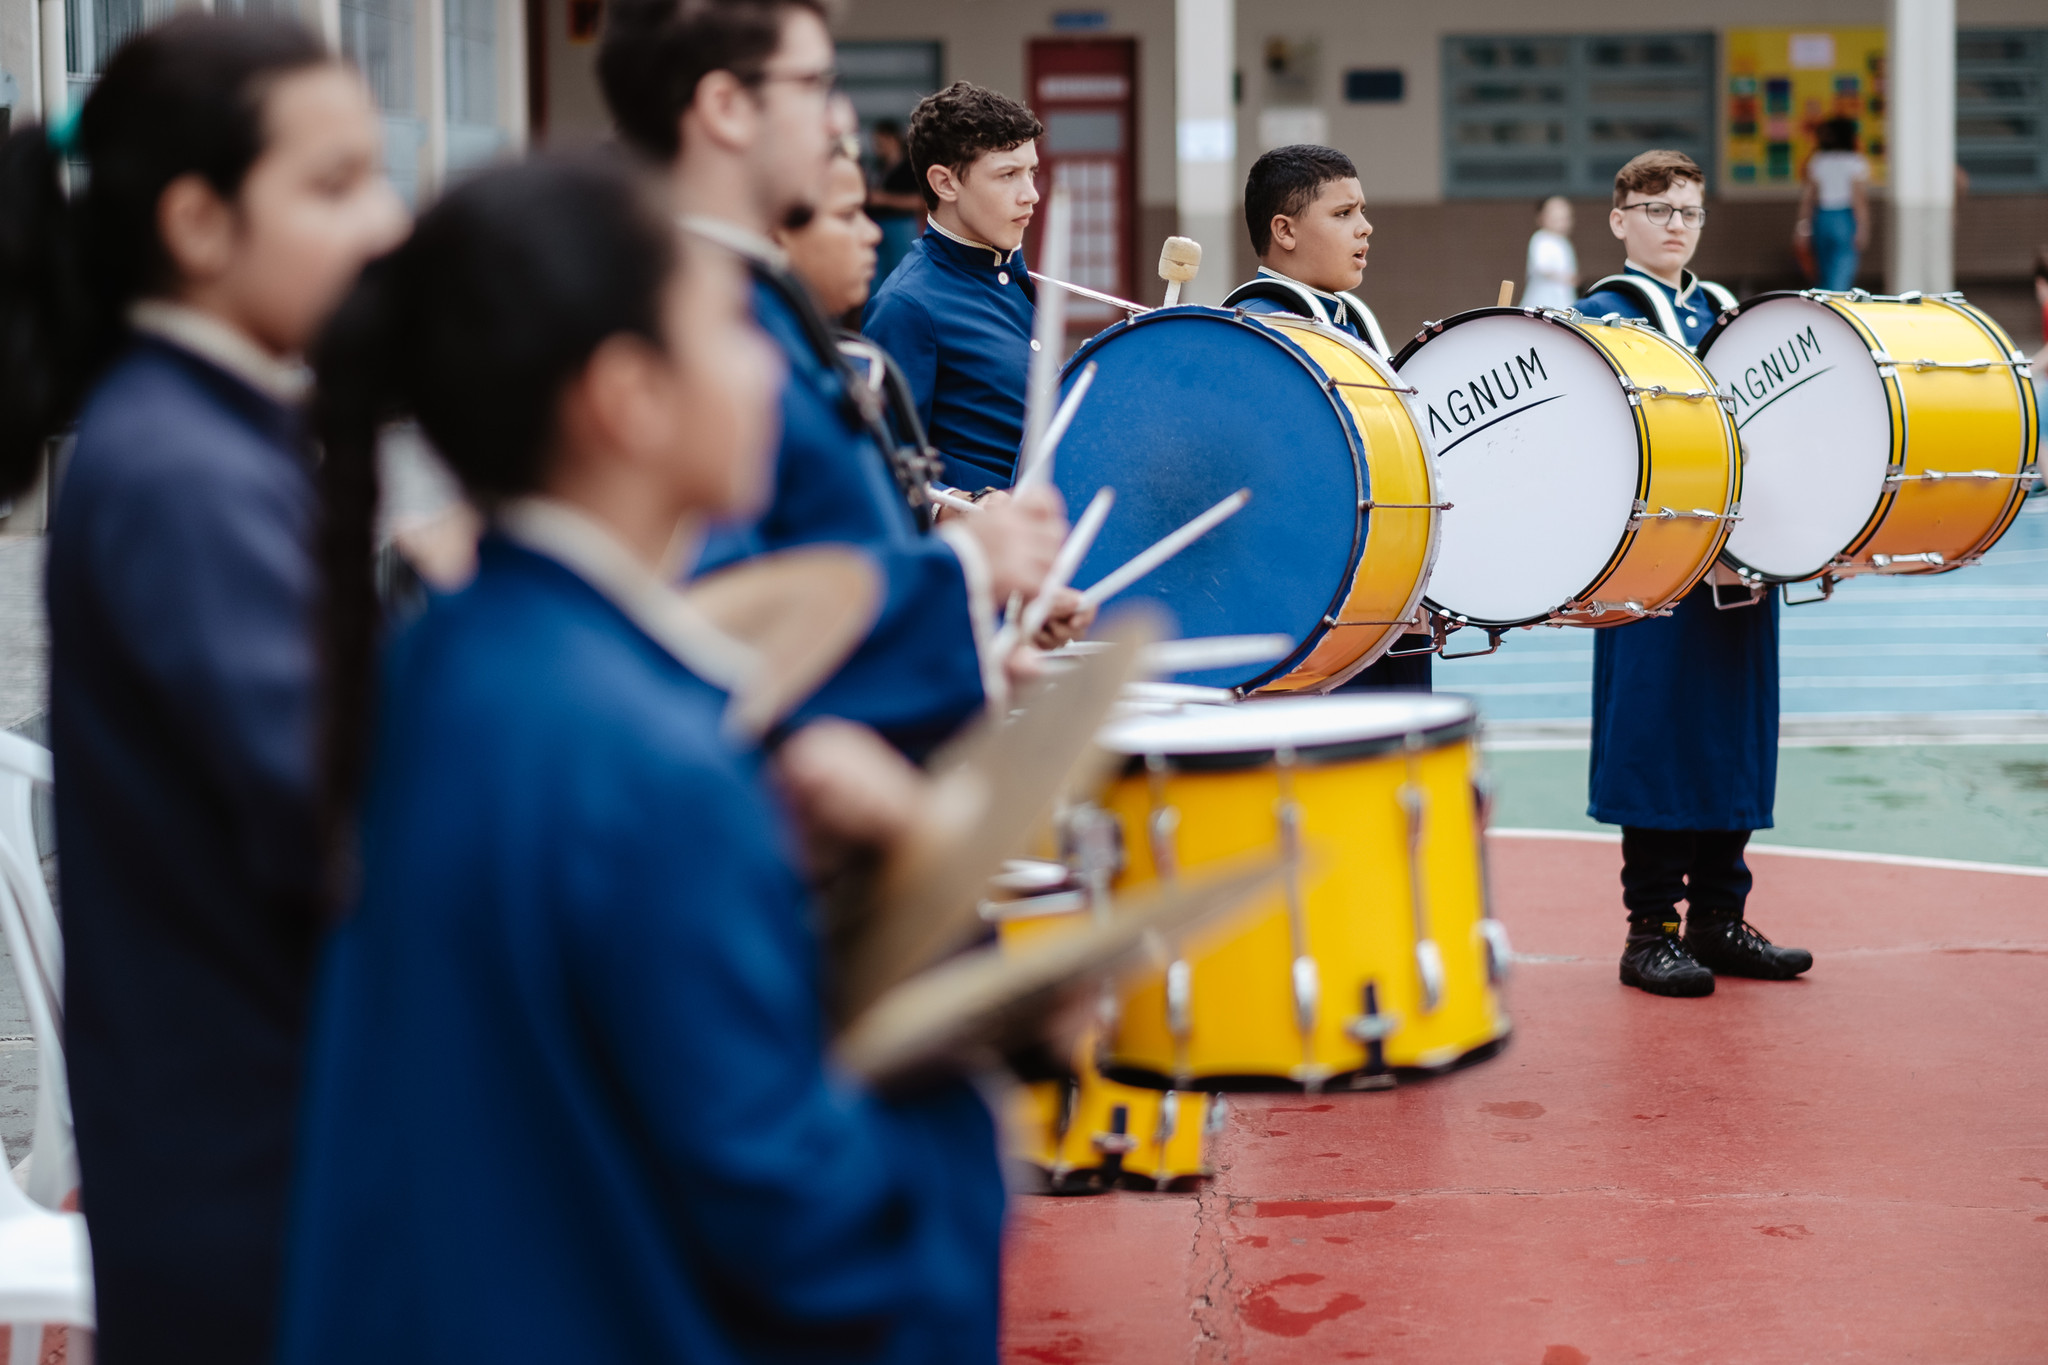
[[1097, 694, 1475, 760], [1704, 298, 1891, 580], [1396, 314, 1640, 624]]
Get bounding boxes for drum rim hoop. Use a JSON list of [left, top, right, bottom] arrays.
[[1104, 711, 1477, 774], [1059, 304, 1372, 691]]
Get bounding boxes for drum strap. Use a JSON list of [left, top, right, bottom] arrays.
[[1222, 275, 1392, 356], [1586, 273, 1737, 352]]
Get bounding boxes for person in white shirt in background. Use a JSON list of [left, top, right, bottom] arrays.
[[1795, 118, 1870, 292], [1522, 195, 1578, 310]]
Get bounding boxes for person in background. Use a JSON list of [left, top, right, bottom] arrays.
[[0, 16, 406, 1361], [599, 0, 1078, 761], [1522, 194, 1578, 310], [1795, 117, 1870, 292], [780, 135, 961, 516], [2030, 246, 2047, 393], [280, 154, 1010, 1365], [866, 117, 924, 288], [1576, 149, 1812, 1000], [863, 81, 1047, 493]]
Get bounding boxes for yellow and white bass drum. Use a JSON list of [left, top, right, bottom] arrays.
[[1393, 306, 1743, 631], [1697, 290, 2039, 584]]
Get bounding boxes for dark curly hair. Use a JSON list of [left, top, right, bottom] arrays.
[[906, 81, 1044, 210], [1243, 144, 1358, 256], [598, 0, 832, 163]]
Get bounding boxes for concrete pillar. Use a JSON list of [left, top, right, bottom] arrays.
[[1887, 0, 1955, 294], [1174, 0, 1234, 305], [37, 0, 63, 122]]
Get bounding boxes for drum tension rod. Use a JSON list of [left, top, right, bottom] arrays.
[[1630, 500, 1741, 523], [1326, 378, 1420, 397], [1620, 381, 1737, 412], [1886, 467, 2034, 483]]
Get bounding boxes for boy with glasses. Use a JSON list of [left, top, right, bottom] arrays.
[[1576, 149, 1811, 998], [600, 0, 1072, 760]]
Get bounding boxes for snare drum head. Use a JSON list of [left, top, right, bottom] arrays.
[[1395, 312, 1640, 625], [1703, 296, 1891, 579], [1096, 693, 1475, 763], [1053, 308, 1362, 690]]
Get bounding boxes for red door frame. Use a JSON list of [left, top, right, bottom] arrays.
[[1025, 37, 1140, 332]]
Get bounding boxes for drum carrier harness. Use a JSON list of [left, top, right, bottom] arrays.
[[1582, 273, 1737, 354], [1222, 275, 1394, 357]]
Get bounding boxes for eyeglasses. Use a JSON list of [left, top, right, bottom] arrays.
[[1621, 201, 1708, 229], [747, 65, 843, 98]]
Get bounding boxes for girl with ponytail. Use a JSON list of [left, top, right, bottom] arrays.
[[277, 153, 1009, 1364], [0, 14, 405, 1360]]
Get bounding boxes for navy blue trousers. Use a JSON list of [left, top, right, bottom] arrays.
[[1621, 827, 1753, 927]]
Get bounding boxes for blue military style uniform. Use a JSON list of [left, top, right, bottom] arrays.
[[278, 510, 1005, 1364], [46, 313, 322, 1364], [693, 223, 992, 759], [1575, 263, 1807, 993], [863, 219, 1037, 492], [1223, 269, 1429, 690]]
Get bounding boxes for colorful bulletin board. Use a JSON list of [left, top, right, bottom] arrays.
[[1724, 28, 1887, 190]]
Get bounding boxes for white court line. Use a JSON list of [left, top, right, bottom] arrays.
[[1488, 827, 2048, 878]]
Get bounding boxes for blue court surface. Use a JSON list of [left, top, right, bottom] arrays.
[[1441, 494, 2048, 724], [1440, 495, 2048, 866]]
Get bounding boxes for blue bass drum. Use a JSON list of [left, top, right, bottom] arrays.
[[1051, 306, 1440, 692]]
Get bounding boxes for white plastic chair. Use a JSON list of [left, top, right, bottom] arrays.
[[0, 730, 95, 1361]]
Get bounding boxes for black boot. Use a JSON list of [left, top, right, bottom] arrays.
[[1684, 917, 1813, 980], [1620, 921, 1715, 997]]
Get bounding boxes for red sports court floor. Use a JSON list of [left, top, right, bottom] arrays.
[[1001, 833, 2048, 1364]]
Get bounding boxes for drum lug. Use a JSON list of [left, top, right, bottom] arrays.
[[1092, 1104, 1138, 1160], [1204, 1094, 1230, 1135], [1478, 919, 1514, 986], [1166, 958, 1194, 1040], [1291, 955, 1320, 1037], [1344, 982, 1399, 1090], [1869, 551, 1945, 570], [1414, 938, 1447, 1014]]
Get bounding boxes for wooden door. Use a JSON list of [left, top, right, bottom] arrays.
[[1026, 37, 1139, 336]]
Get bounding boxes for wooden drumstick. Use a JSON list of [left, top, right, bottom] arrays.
[[1012, 361, 1096, 493], [1497, 279, 1516, 307], [1021, 188, 1073, 467], [1014, 486, 1115, 646], [1158, 236, 1202, 308], [1077, 488, 1251, 609]]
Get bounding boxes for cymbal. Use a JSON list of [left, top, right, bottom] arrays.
[[681, 545, 882, 738], [834, 606, 1167, 1023], [836, 853, 1284, 1086]]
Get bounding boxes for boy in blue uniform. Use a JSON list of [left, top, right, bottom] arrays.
[[1225, 144, 1427, 687], [864, 82, 1044, 492], [599, 0, 1073, 759], [1577, 149, 1812, 997]]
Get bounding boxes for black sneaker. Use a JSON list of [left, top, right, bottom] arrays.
[[1619, 922, 1715, 998], [1684, 918, 1813, 980]]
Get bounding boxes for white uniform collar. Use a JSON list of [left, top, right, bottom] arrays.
[[678, 214, 789, 273], [495, 496, 759, 698], [924, 215, 1017, 267], [1622, 260, 1699, 306], [128, 300, 310, 405]]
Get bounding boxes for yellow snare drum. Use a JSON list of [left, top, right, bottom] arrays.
[[990, 871, 1216, 1191], [1090, 695, 1512, 1091], [1394, 307, 1742, 630], [1700, 291, 2040, 584]]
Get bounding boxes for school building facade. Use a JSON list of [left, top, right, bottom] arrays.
[[0, 0, 2040, 354]]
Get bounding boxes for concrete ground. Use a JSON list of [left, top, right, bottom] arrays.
[[1002, 836, 2048, 1364]]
